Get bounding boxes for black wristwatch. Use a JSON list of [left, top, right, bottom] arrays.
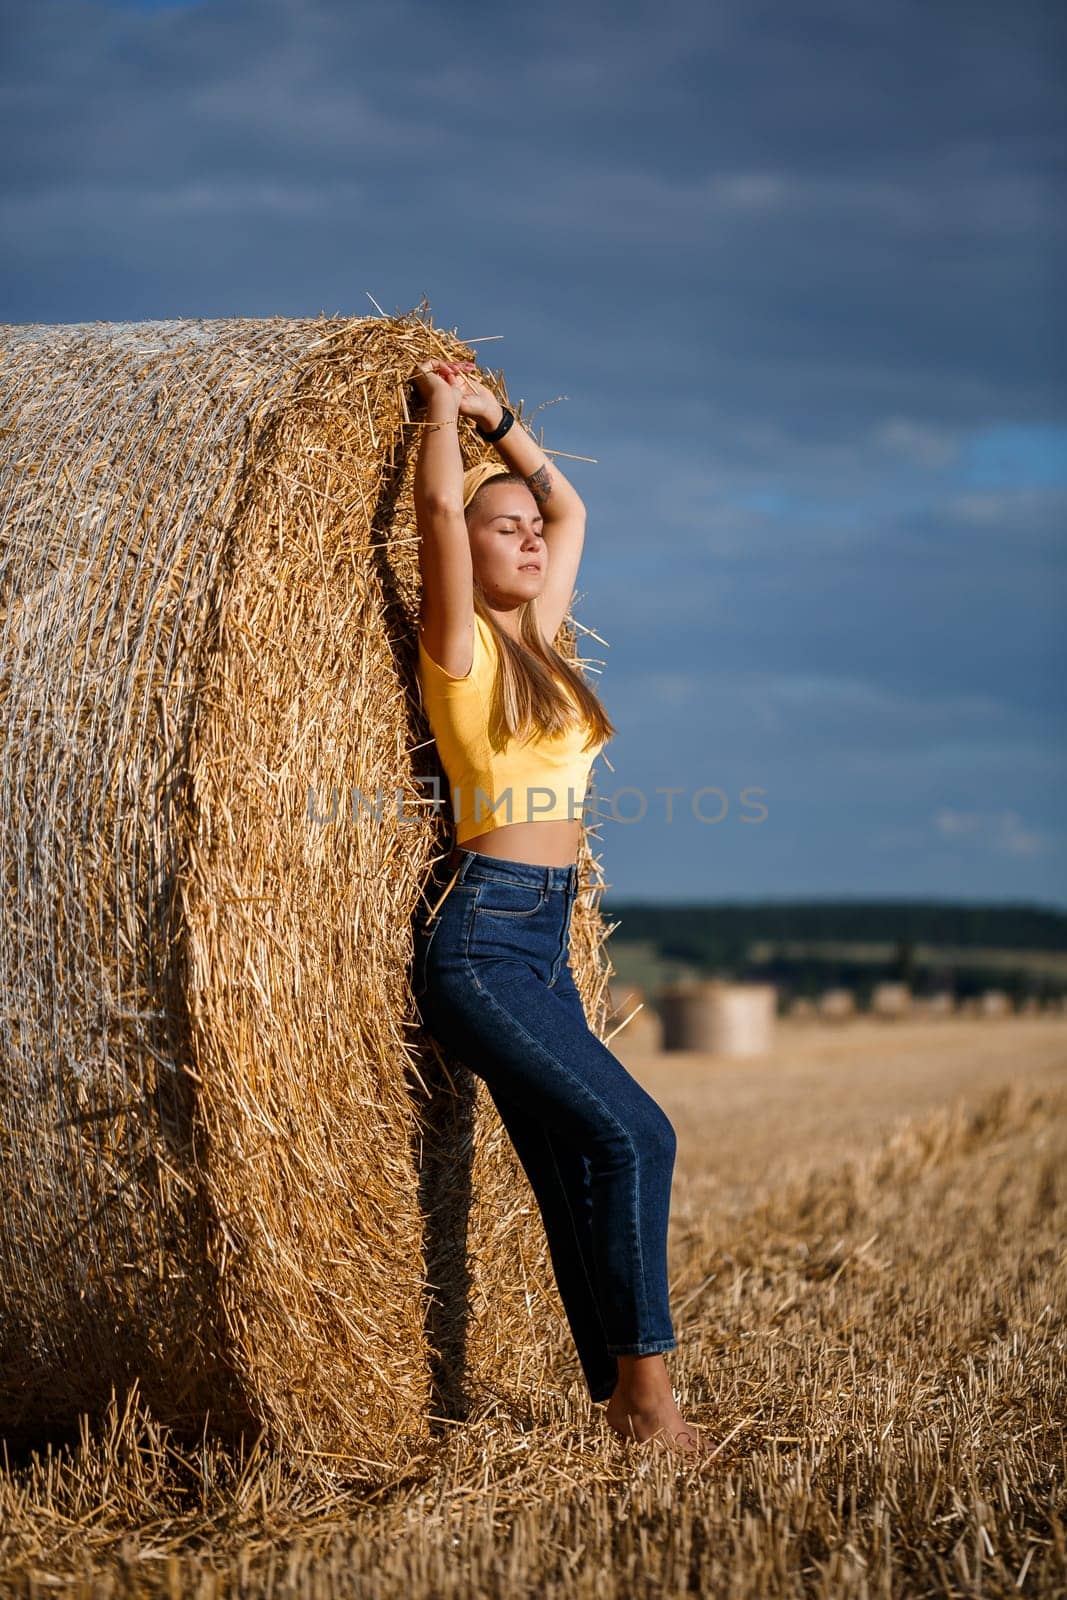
[[476, 405, 515, 444]]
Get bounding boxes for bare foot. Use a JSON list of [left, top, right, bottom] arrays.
[[604, 1394, 714, 1457]]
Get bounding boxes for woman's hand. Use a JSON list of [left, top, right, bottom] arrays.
[[410, 358, 476, 413], [454, 371, 505, 431]]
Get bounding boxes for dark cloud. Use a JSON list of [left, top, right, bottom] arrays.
[[2, 0, 1063, 899]]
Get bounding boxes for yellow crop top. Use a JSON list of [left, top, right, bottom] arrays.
[[417, 613, 606, 845]]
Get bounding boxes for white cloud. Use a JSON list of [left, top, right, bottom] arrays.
[[934, 807, 1055, 857], [943, 486, 1065, 523], [945, 493, 1015, 525], [644, 672, 698, 706], [872, 417, 959, 468], [934, 808, 984, 837]]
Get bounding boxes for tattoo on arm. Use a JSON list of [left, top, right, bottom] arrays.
[[524, 465, 553, 508]]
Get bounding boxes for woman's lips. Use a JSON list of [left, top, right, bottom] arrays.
[[519, 563, 541, 572]]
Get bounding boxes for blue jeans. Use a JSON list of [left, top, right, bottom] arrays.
[[412, 846, 678, 1404]]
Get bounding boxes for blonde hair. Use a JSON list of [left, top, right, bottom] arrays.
[[462, 464, 616, 754]]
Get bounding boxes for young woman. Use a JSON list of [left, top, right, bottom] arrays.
[[410, 357, 710, 1457]]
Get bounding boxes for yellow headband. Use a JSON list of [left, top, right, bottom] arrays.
[[462, 459, 514, 509]]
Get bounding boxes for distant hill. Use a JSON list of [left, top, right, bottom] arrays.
[[598, 900, 1067, 1006]]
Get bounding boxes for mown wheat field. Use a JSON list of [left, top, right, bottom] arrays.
[[1, 1017, 1064, 1599]]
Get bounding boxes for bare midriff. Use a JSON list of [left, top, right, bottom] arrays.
[[458, 817, 583, 867]]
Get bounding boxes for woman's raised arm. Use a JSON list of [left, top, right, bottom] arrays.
[[412, 359, 475, 509], [457, 375, 585, 526], [457, 372, 587, 643], [411, 359, 478, 674]]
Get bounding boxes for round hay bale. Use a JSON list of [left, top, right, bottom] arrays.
[[603, 981, 660, 1053], [786, 997, 817, 1022], [659, 980, 776, 1055], [0, 311, 613, 1469], [916, 990, 955, 1019], [978, 988, 1011, 1017], [871, 981, 912, 1019], [606, 979, 642, 1014], [707, 983, 777, 1057], [659, 979, 719, 1052], [817, 988, 856, 1023]]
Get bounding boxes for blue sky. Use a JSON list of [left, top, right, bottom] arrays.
[[3, 0, 1064, 905]]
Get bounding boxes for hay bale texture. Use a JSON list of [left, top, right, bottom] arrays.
[[0, 311, 614, 1470]]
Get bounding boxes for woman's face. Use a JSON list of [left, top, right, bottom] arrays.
[[466, 483, 547, 607]]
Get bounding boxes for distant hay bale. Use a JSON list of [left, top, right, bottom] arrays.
[[603, 981, 660, 1052], [710, 983, 777, 1057], [660, 980, 776, 1056], [659, 980, 715, 1051], [979, 989, 1011, 1018], [915, 991, 956, 1019], [871, 981, 912, 1020], [786, 997, 816, 1022], [0, 312, 612, 1467], [817, 988, 856, 1023], [606, 979, 640, 1013]]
